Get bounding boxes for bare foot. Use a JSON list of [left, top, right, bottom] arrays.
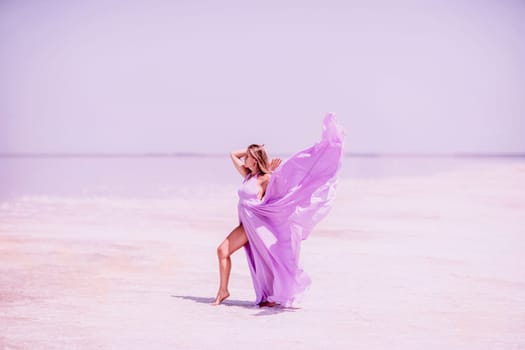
[[258, 301, 277, 308], [211, 290, 230, 305]]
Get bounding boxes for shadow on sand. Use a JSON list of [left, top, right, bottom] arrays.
[[171, 295, 299, 316]]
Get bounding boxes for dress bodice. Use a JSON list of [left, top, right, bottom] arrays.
[[238, 174, 260, 204]]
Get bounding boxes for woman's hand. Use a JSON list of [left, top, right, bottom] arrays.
[[270, 158, 282, 172]]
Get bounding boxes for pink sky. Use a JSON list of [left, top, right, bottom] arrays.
[[1, 0, 524, 154]]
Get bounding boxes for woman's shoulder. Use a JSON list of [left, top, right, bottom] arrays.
[[258, 173, 271, 183]]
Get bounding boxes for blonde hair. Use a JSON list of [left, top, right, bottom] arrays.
[[247, 144, 271, 175]]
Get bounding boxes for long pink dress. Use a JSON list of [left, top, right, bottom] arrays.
[[237, 113, 345, 307]]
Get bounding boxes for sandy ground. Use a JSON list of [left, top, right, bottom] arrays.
[[1, 161, 524, 349]]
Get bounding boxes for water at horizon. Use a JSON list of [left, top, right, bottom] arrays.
[[1, 155, 523, 200]]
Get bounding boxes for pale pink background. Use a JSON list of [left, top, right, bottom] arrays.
[[1, 0, 524, 154], [1, 3, 525, 349]]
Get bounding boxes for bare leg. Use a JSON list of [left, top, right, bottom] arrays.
[[212, 224, 248, 305]]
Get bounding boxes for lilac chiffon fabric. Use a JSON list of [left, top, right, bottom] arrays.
[[237, 113, 345, 307]]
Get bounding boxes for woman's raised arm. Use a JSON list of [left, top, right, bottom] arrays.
[[230, 149, 250, 178]]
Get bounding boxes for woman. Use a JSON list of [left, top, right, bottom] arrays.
[[213, 113, 344, 307]]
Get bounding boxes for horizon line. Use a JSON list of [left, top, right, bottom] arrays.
[[1, 152, 524, 159]]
